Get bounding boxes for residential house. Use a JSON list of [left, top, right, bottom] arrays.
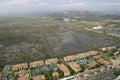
[[12, 63, 28, 71], [30, 60, 44, 68], [18, 76, 29, 80], [110, 59, 120, 66], [68, 62, 81, 72], [64, 51, 97, 62], [87, 62, 97, 69], [114, 51, 119, 56], [32, 75, 45, 80], [107, 46, 116, 51], [15, 70, 26, 77], [52, 71, 59, 77], [63, 55, 76, 62], [77, 51, 97, 58], [93, 55, 109, 65], [45, 58, 58, 65], [57, 63, 70, 76]]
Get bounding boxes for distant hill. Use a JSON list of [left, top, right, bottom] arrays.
[[101, 15, 120, 20]]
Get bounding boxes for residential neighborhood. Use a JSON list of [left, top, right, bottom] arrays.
[[1, 45, 120, 80]]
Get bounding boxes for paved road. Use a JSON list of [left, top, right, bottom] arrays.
[[59, 67, 105, 80], [86, 69, 115, 80], [59, 67, 120, 80], [1, 65, 10, 80], [78, 67, 120, 80]]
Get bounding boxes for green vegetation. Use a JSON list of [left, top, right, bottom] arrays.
[[31, 68, 41, 76], [0, 66, 4, 76], [0, 15, 119, 66], [7, 67, 17, 80], [80, 65, 85, 72], [45, 70, 53, 80], [114, 70, 120, 77], [57, 69, 64, 78], [66, 64, 75, 75]]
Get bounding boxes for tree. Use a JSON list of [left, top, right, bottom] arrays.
[[80, 65, 85, 72], [114, 70, 120, 77], [57, 69, 64, 78], [45, 70, 53, 80]]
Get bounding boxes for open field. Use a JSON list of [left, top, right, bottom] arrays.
[[0, 15, 119, 66]]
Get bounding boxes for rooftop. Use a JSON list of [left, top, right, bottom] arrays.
[[68, 62, 81, 72], [32, 75, 45, 80], [64, 51, 97, 62], [93, 55, 109, 64], [45, 58, 58, 65], [87, 62, 97, 69], [30, 60, 44, 67], [52, 71, 59, 77], [15, 70, 26, 77], [12, 63, 28, 70], [18, 76, 29, 80], [110, 59, 120, 66], [57, 63, 70, 76]]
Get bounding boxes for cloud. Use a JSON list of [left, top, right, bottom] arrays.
[[0, 0, 50, 14], [0, 0, 89, 8], [0, 0, 46, 8], [90, 2, 120, 10], [57, 2, 90, 7], [38, 2, 48, 6], [103, 3, 120, 7], [0, 0, 90, 13], [0, 0, 120, 14], [0, 0, 29, 7], [69, 0, 73, 3]]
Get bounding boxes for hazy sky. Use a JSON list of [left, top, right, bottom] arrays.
[[0, 0, 120, 14]]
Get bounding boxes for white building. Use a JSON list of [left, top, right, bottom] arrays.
[[93, 26, 103, 30]]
